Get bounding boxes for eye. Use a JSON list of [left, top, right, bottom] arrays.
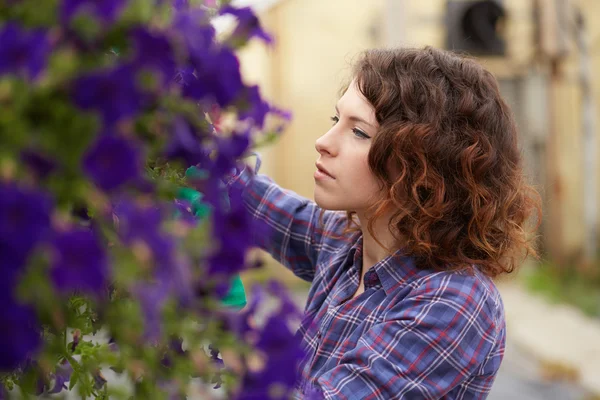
[[352, 128, 371, 140], [331, 115, 371, 139]]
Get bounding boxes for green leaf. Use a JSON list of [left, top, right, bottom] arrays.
[[69, 370, 80, 390]]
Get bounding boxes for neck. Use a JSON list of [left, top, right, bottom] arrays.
[[356, 210, 400, 280]]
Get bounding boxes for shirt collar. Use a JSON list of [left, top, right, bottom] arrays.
[[353, 236, 430, 294]]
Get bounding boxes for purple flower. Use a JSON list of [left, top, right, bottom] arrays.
[[208, 248, 246, 278], [237, 85, 271, 128], [266, 280, 303, 320], [171, 10, 245, 106], [131, 281, 170, 343], [112, 198, 163, 243], [0, 234, 43, 373], [212, 198, 252, 252], [171, 8, 215, 55], [210, 132, 250, 177], [51, 228, 109, 295], [93, 370, 107, 390], [304, 386, 325, 400], [83, 134, 142, 192], [0, 23, 51, 80], [48, 360, 73, 394], [112, 199, 192, 302], [236, 315, 304, 399], [228, 283, 304, 399], [72, 65, 145, 126], [171, 0, 189, 10], [173, 66, 195, 87], [130, 28, 177, 87], [220, 6, 273, 44], [0, 294, 42, 372], [0, 183, 53, 260], [164, 117, 209, 166], [189, 48, 245, 107], [61, 0, 126, 25], [204, 178, 269, 279]]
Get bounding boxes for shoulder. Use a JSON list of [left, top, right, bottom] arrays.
[[387, 267, 505, 333]]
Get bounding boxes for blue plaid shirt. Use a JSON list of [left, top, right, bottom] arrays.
[[229, 165, 506, 399]]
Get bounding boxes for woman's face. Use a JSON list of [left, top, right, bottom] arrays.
[[314, 81, 382, 213]]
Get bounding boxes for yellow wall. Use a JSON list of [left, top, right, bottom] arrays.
[[543, 0, 600, 261], [580, 0, 600, 259], [239, 0, 384, 198]]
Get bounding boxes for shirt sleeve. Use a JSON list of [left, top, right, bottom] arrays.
[[226, 161, 338, 282], [315, 274, 502, 399]]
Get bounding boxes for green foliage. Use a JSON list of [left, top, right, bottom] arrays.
[[523, 261, 600, 318]]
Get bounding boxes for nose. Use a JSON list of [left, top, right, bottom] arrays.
[[315, 128, 337, 157]]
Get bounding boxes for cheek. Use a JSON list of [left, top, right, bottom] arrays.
[[360, 155, 378, 186], [350, 155, 380, 194]]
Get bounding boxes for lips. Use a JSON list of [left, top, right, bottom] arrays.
[[316, 162, 335, 179]]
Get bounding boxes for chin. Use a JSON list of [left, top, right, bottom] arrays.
[[314, 190, 346, 211]]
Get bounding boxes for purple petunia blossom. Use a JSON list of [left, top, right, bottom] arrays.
[[51, 228, 109, 295], [61, 0, 126, 25], [163, 117, 209, 166], [266, 280, 303, 320], [171, 8, 215, 55], [47, 360, 73, 394], [0, 23, 51, 80], [111, 199, 192, 302], [171, 9, 245, 106], [212, 197, 253, 253], [0, 298, 42, 372], [210, 132, 250, 177], [304, 386, 326, 400], [131, 281, 170, 343], [236, 315, 304, 400], [237, 85, 271, 128], [130, 27, 177, 87], [83, 134, 142, 192], [220, 6, 273, 44], [72, 64, 145, 126], [190, 48, 245, 107], [207, 248, 246, 281], [0, 183, 53, 261], [171, 0, 189, 11], [111, 198, 163, 243], [204, 178, 270, 279], [93, 371, 107, 390], [0, 184, 51, 371]]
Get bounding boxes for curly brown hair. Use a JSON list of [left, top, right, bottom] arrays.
[[345, 46, 541, 277]]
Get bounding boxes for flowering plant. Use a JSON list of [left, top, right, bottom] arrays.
[[0, 0, 304, 398]]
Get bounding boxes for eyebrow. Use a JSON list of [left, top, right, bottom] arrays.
[[335, 104, 376, 129]]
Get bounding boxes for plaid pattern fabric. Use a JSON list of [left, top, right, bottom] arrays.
[[229, 167, 506, 400]]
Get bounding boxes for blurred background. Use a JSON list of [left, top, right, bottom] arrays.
[[217, 0, 600, 398]]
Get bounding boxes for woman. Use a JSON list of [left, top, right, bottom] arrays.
[[228, 46, 540, 399]]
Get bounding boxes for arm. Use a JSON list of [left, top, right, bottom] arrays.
[[227, 159, 337, 282], [315, 274, 502, 399]]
